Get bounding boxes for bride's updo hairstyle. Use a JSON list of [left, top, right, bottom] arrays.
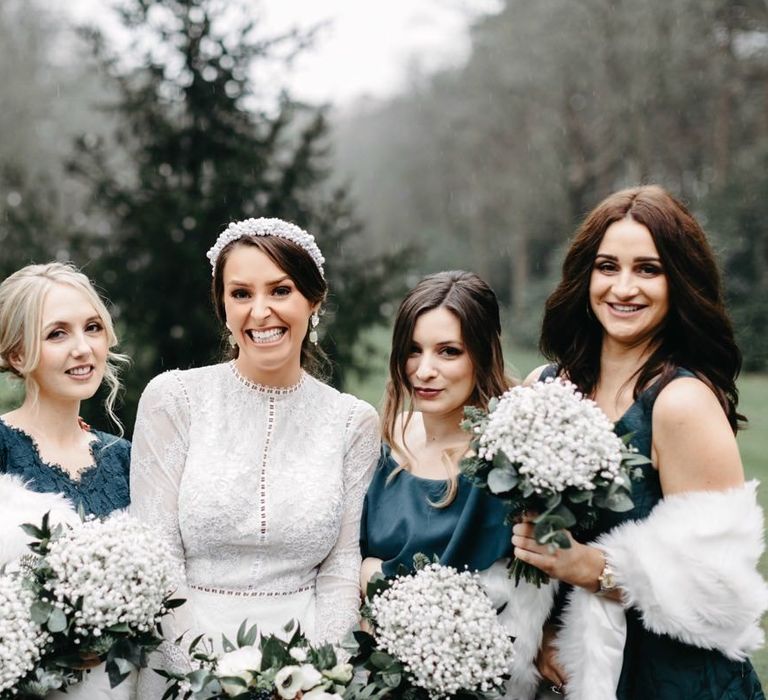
[[382, 270, 514, 506], [0, 262, 128, 429], [211, 229, 329, 378]]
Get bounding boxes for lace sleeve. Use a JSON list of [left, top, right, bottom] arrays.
[[130, 370, 189, 587], [130, 372, 194, 696], [315, 400, 380, 642]]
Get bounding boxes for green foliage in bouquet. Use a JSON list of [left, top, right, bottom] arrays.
[[12, 512, 185, 696], [159, 619, 353, 700]]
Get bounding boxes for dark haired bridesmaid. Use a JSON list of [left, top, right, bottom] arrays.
[[509, 186, 766, 700], [360, 270, 515, 589]]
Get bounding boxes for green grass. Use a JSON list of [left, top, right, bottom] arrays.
[[0, 374, 23, 413], [737, 374, 768, 681]]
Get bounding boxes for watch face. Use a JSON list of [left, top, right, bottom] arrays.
[[599, 569, 616, 591]]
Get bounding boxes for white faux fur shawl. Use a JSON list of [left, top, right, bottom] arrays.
[[0, 473, 80, 568], [504, 481, 768, 700]]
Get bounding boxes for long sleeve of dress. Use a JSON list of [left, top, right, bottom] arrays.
[[129, 371, 193, 694], [315, 401, 380, 642], [130, 370, 190, 588]]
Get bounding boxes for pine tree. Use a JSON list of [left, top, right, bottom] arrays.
[[69, 0, 405, 431]]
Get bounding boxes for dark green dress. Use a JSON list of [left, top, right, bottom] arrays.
[[0, 418, 131, 518], [540, 366, 765, 699], [361, 444, 513, 576]]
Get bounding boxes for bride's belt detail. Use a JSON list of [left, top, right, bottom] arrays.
[[188, 583, 314, 597]]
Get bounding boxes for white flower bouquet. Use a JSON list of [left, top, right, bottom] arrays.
[[344, 558, 514, 700], [11, 510, 184, 695], [460, 377, 647, 585], [160, 620, 352, 700], [0, 573, 54, 698]]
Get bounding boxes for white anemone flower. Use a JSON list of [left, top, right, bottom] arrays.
[[274, 665, 305, 699], [216, 645, 262, 696]]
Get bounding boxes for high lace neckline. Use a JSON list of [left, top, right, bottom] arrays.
[[228, 361, 307, 395]]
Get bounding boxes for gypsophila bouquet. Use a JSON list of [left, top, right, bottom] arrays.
[[0, 574, 53, 698], [460, 377, 648, 586], [17, 510, 184, 694], [344, 559, 514, 700], [160, 619, 352, 700]]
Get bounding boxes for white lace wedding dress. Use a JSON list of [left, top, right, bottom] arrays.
[[129, 362, 379, 698]]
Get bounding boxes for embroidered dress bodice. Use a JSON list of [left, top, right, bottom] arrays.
[[130, 362, 380, 646], [0, 419, 130, 518]]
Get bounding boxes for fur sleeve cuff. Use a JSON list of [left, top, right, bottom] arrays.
[[598, 480, 768, 659]]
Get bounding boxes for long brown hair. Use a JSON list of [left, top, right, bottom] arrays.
[[211, 235, 329, 378], [382, 271, 514, 505], [540, 185, 744, 431]]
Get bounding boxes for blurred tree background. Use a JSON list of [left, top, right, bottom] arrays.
[[334, 0, 768, 361], [1, 0, 767, 427], [0, 0, 406, 431]]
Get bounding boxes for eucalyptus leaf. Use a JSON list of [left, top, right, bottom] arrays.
[[30, 600, 53, 624], [47, 606, 68, 633], [491, 450, 514, 470], [187, 668, 213, 693], [568, 490, 593, 504], [604, 492, 635, 512], [107, 622, 131, 634], [487, 467, 518, 494], [370, 651, 393, 670], [381, 671, 402, 687]]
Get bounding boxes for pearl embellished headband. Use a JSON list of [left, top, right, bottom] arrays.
[[206, 218, 326, 278]]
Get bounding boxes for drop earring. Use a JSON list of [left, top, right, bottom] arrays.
[[309, 312, 320, 345], [228, 333, 237, 348]]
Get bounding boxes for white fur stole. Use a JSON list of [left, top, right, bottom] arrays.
[[0, 473, 79, 568], [556, 480, 768, 700]]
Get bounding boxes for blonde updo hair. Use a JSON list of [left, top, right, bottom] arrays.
[[0, 262, 128, 430]]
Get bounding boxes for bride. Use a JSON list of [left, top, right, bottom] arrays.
[[130, 218, 380, 695]]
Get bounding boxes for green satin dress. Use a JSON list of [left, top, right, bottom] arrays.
[[361, 444, 513, 576]]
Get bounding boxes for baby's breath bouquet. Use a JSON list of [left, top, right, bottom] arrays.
[[344, 558, 514, 700], [159, 620, 353, 700], [0, 573, 57, 698], [13, 510, 184, 695], [460, 377, 648, 586]]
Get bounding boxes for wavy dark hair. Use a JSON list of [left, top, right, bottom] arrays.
[[211, 234, 329, 379], [540, 185, 744, 431], [382, 271, 514, 504]]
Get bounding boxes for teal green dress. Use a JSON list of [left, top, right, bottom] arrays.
[[540, 366, 764, 699], [0, 418, 131, 518], [361, 444, 513, 576]]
